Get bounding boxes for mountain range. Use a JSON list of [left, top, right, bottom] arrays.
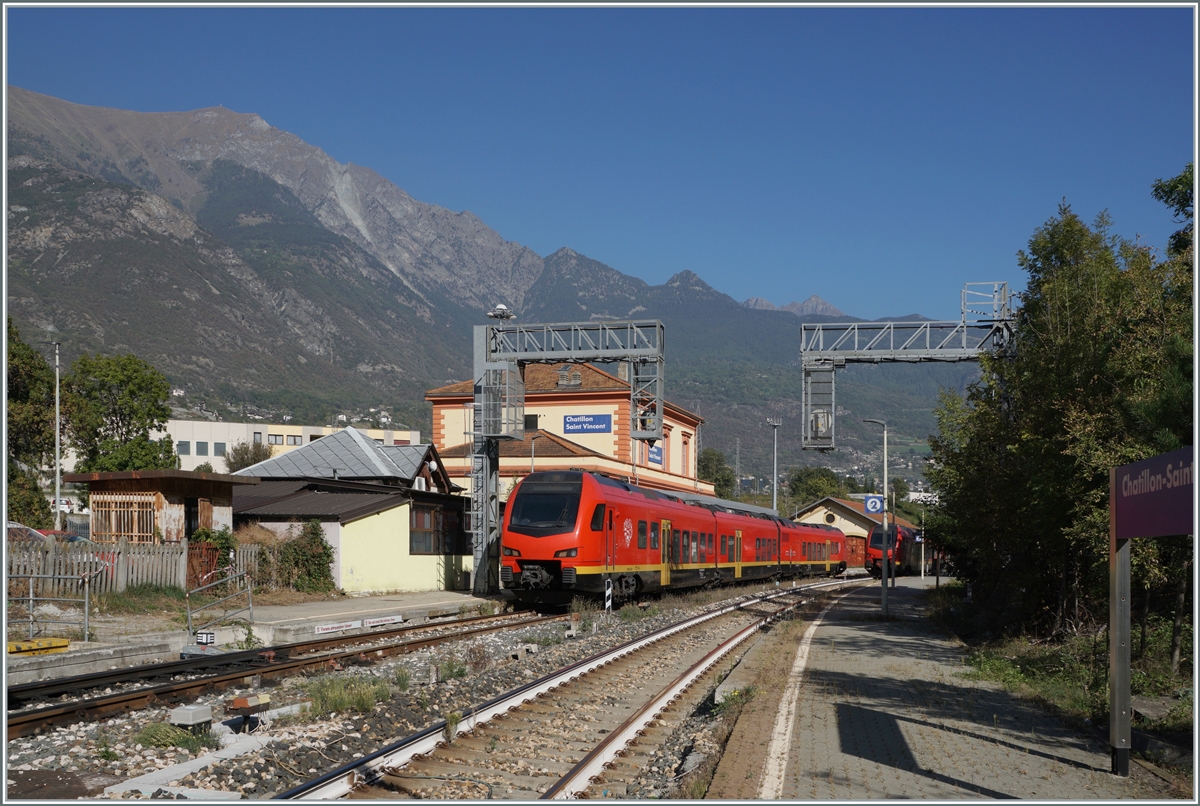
[[6, 86, 978, 481]]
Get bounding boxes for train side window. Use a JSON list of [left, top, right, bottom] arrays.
[[682, 531, 690, 564], [650, 522, 659, 549], [673, 529, 680, 562], [692, 534, 699, 563], [590, 504, 606, 531], [638, 520, 647, 550], [720, 534, 727, 556]]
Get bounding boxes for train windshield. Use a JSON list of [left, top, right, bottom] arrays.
[[868, 525, 896, 550], [508, 477, 583, 537]]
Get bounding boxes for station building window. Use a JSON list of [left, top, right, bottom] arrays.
[[177, 441, 191, 456], [214, 442, 226, 457], [267, 434, 283, 445], [196, 442, 208, 456]]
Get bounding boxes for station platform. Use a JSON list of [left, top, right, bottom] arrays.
[[707, 576, 1187, 800], [5, 589, 501, 685]]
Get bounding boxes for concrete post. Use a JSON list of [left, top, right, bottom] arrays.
[[116, 538, 129, 593]]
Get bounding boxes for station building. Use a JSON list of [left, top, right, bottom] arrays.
[[425, 363, 716, 499], [791, 496, 918, 539]]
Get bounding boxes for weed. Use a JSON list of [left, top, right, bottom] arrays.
[[487, 736, 499, 752], [133, 723, 220, 753], [713, 686, 755, 717], [617, 603, 659, 622], [230, 620, 262, 650], [305, 674, 390, 715], [395, 667, 411, 692], [466, 643, 490, 674], [443, 711, 462, 743], [528, 632, 562, 647], [416, 692, 430, 711], [439, 657, 467, 680], [681, 775, 709, 799], [96, 737, 119, 762]]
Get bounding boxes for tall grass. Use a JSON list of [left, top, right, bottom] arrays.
[[305, 674, 391, 714]]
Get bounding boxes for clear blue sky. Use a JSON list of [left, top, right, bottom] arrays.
[[5, 6, 1195, 320]]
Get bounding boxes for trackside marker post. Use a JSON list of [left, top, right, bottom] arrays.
[[604, 579, 613, 613]]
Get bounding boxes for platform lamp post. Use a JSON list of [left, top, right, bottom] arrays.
[[767, 418, 781, 512], [863, 418, 888, 618]]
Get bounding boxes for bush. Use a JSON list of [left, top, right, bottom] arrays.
[[280, 520, 335, 593], [192, 527, 237, 576]]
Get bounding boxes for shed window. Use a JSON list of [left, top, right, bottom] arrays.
[[410, 506, 467, 555]]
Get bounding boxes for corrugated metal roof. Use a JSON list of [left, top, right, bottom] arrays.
[[233, 428, 433, 483], [238, 488, 408, 524]]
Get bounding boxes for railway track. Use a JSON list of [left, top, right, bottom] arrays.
[[7, 611, 561, 738], [276, 579, 860, 800]]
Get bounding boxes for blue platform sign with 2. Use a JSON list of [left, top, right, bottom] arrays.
[[864, 495, 884, 514]]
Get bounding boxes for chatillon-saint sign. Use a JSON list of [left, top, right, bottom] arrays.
[[1107, 446, 1193, 776]]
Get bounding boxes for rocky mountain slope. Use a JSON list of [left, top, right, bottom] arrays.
[[6, 86, 975, 478]]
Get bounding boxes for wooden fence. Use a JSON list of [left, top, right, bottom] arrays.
[[6, 540, 261, 596]]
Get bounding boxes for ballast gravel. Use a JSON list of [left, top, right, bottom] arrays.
[[6, 596, 757, 799]]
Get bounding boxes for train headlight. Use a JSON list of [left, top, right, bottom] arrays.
[[503, 547, 520, 557], [553, 548, 578, 558]]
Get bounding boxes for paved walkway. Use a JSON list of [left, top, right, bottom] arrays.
[[748, 577, 1180, 800]]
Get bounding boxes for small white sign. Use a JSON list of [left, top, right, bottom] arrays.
[[363, 615, 405, 628], [315, 620, 362, 635], [196, 631, 216, 646]]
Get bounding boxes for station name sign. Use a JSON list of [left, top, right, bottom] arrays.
[[564, 414, 612, 434], [1111, 446, 1193, 539], [648, 444, 663, 465]]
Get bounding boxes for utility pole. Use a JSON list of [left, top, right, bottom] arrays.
[[44, 342, 62, 532], [864, 418, 888, 618], [767, 418, 781, 511]]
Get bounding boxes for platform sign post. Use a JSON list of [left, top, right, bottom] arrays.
[[1108, 446, 1193, 777]]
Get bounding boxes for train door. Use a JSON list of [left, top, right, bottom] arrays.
[[660, 519, 672, 585], [733, 529, 743, 578], [605, 508, 617, 571], [825, 540, 832, 575]]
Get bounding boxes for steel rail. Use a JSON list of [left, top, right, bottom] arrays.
[[7, 614, 561, 738], [276, 584, 854, 800], [7, 610, 544, 708], [543, 577, 870, 798]]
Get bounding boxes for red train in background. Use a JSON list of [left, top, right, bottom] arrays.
[[865, 522, 923, 578], [501, 470, 849, 605]]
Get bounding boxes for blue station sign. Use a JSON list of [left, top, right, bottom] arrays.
[[564, 414, 612, 434], [648, 444, 663, 465]]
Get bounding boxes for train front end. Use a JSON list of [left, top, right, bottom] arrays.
[[500, 471, 593, 605]]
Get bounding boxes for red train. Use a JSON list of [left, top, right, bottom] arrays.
[[500, 470, 849, 605], [865, 522, 923, 578]]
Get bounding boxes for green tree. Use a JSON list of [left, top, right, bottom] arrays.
[[787, 466, 858, 506], [6, 318, 56, 468], [697, 448, 736, 499], [224, 440, 273, 473], [928, 164, 1193, 640], [64, 353, 175, 472], [6, 318, 55, 527]]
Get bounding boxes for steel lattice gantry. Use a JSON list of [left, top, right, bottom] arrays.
[[799, 283, 1016, 450], [470, 320, 666, 594]]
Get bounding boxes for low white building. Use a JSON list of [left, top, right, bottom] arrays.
[[154, 420, 421, 473]]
